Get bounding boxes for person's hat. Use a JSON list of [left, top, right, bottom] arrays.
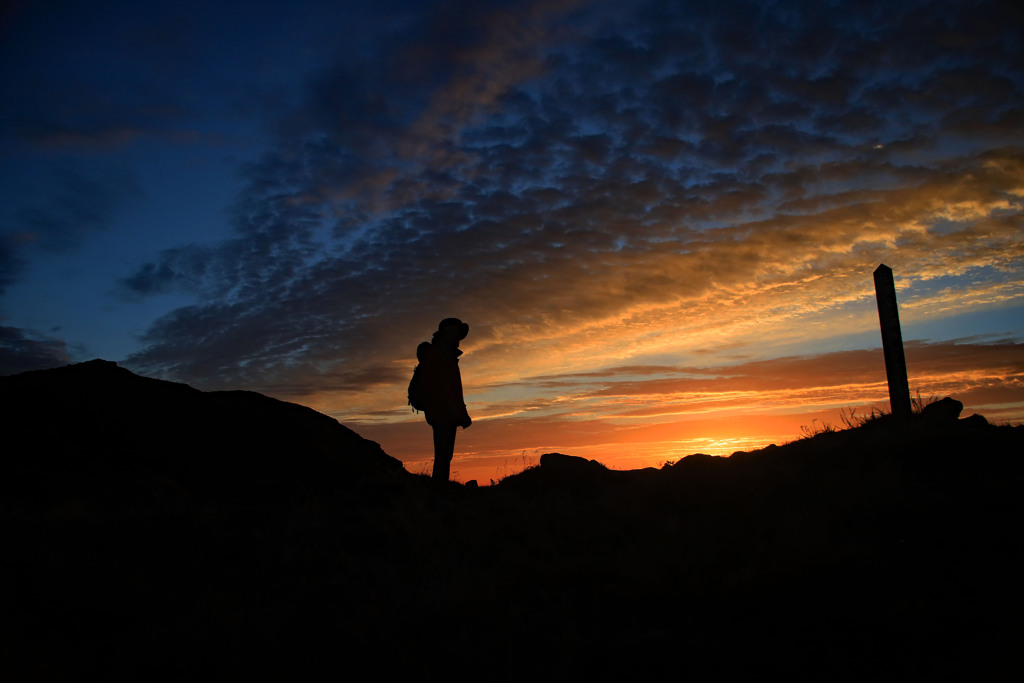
[[435, 317, 469, 340]]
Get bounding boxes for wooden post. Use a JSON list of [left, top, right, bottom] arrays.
[[873, 264, 912, 419]]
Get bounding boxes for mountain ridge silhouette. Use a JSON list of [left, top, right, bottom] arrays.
[[3, 359, 406, 503], [3, 359, 1022, 679]]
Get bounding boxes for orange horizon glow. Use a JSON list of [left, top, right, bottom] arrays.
[[346, 337, 1024, 485]]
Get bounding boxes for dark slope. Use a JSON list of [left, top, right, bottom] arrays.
[[2, 359, 406, 503], [487, 418, 1024, 679], [3, 361, 1022, 680]]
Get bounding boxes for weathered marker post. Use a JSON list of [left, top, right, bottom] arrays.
[[873, 263, 912, 419]]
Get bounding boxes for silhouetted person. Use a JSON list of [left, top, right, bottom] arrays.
[[418, 318, 472, 480]]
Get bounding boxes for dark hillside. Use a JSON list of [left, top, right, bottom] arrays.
[[3, 361, 1022, 680], [2, 359, 405, 504]]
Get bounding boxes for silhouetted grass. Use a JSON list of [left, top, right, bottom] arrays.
[[802, 390, 942, 439]]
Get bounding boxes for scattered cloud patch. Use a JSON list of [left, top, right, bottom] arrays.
[[0, 326, 70, 376]]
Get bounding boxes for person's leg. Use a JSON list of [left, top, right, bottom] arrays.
[[432, 423, 457, 480]]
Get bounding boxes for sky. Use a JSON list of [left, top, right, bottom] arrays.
[[2, 0, 1022, 483]]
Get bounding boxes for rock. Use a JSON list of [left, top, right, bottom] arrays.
[[540, 452, 607, 472], [959, 413, 990, 431], [920, 397, 963, 423], [666, 452, 721, 469]]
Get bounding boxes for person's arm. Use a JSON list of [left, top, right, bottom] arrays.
[[451, 363, 471, 428]]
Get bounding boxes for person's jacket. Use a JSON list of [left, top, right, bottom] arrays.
[[420, 342, 470, 427]]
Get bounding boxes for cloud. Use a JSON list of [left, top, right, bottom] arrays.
[[13, 119, 212, 151], [115, 243, 219, 300], [2, 162, 142, 255], [0, 162, 144, 296], [0, 234, 28, 296], [477, 339, 1024, 416], [0, 326, 69, 376], [112, 0, 1022, 431]]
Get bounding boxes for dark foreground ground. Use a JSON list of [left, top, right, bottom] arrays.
[[3, 361, 1022, 680]]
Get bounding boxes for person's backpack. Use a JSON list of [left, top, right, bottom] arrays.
[[407, 341, 432, 412]]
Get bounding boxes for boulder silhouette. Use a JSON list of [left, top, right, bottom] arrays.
[[920, 396, 964, 423], [539, 452, 606, 473]]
